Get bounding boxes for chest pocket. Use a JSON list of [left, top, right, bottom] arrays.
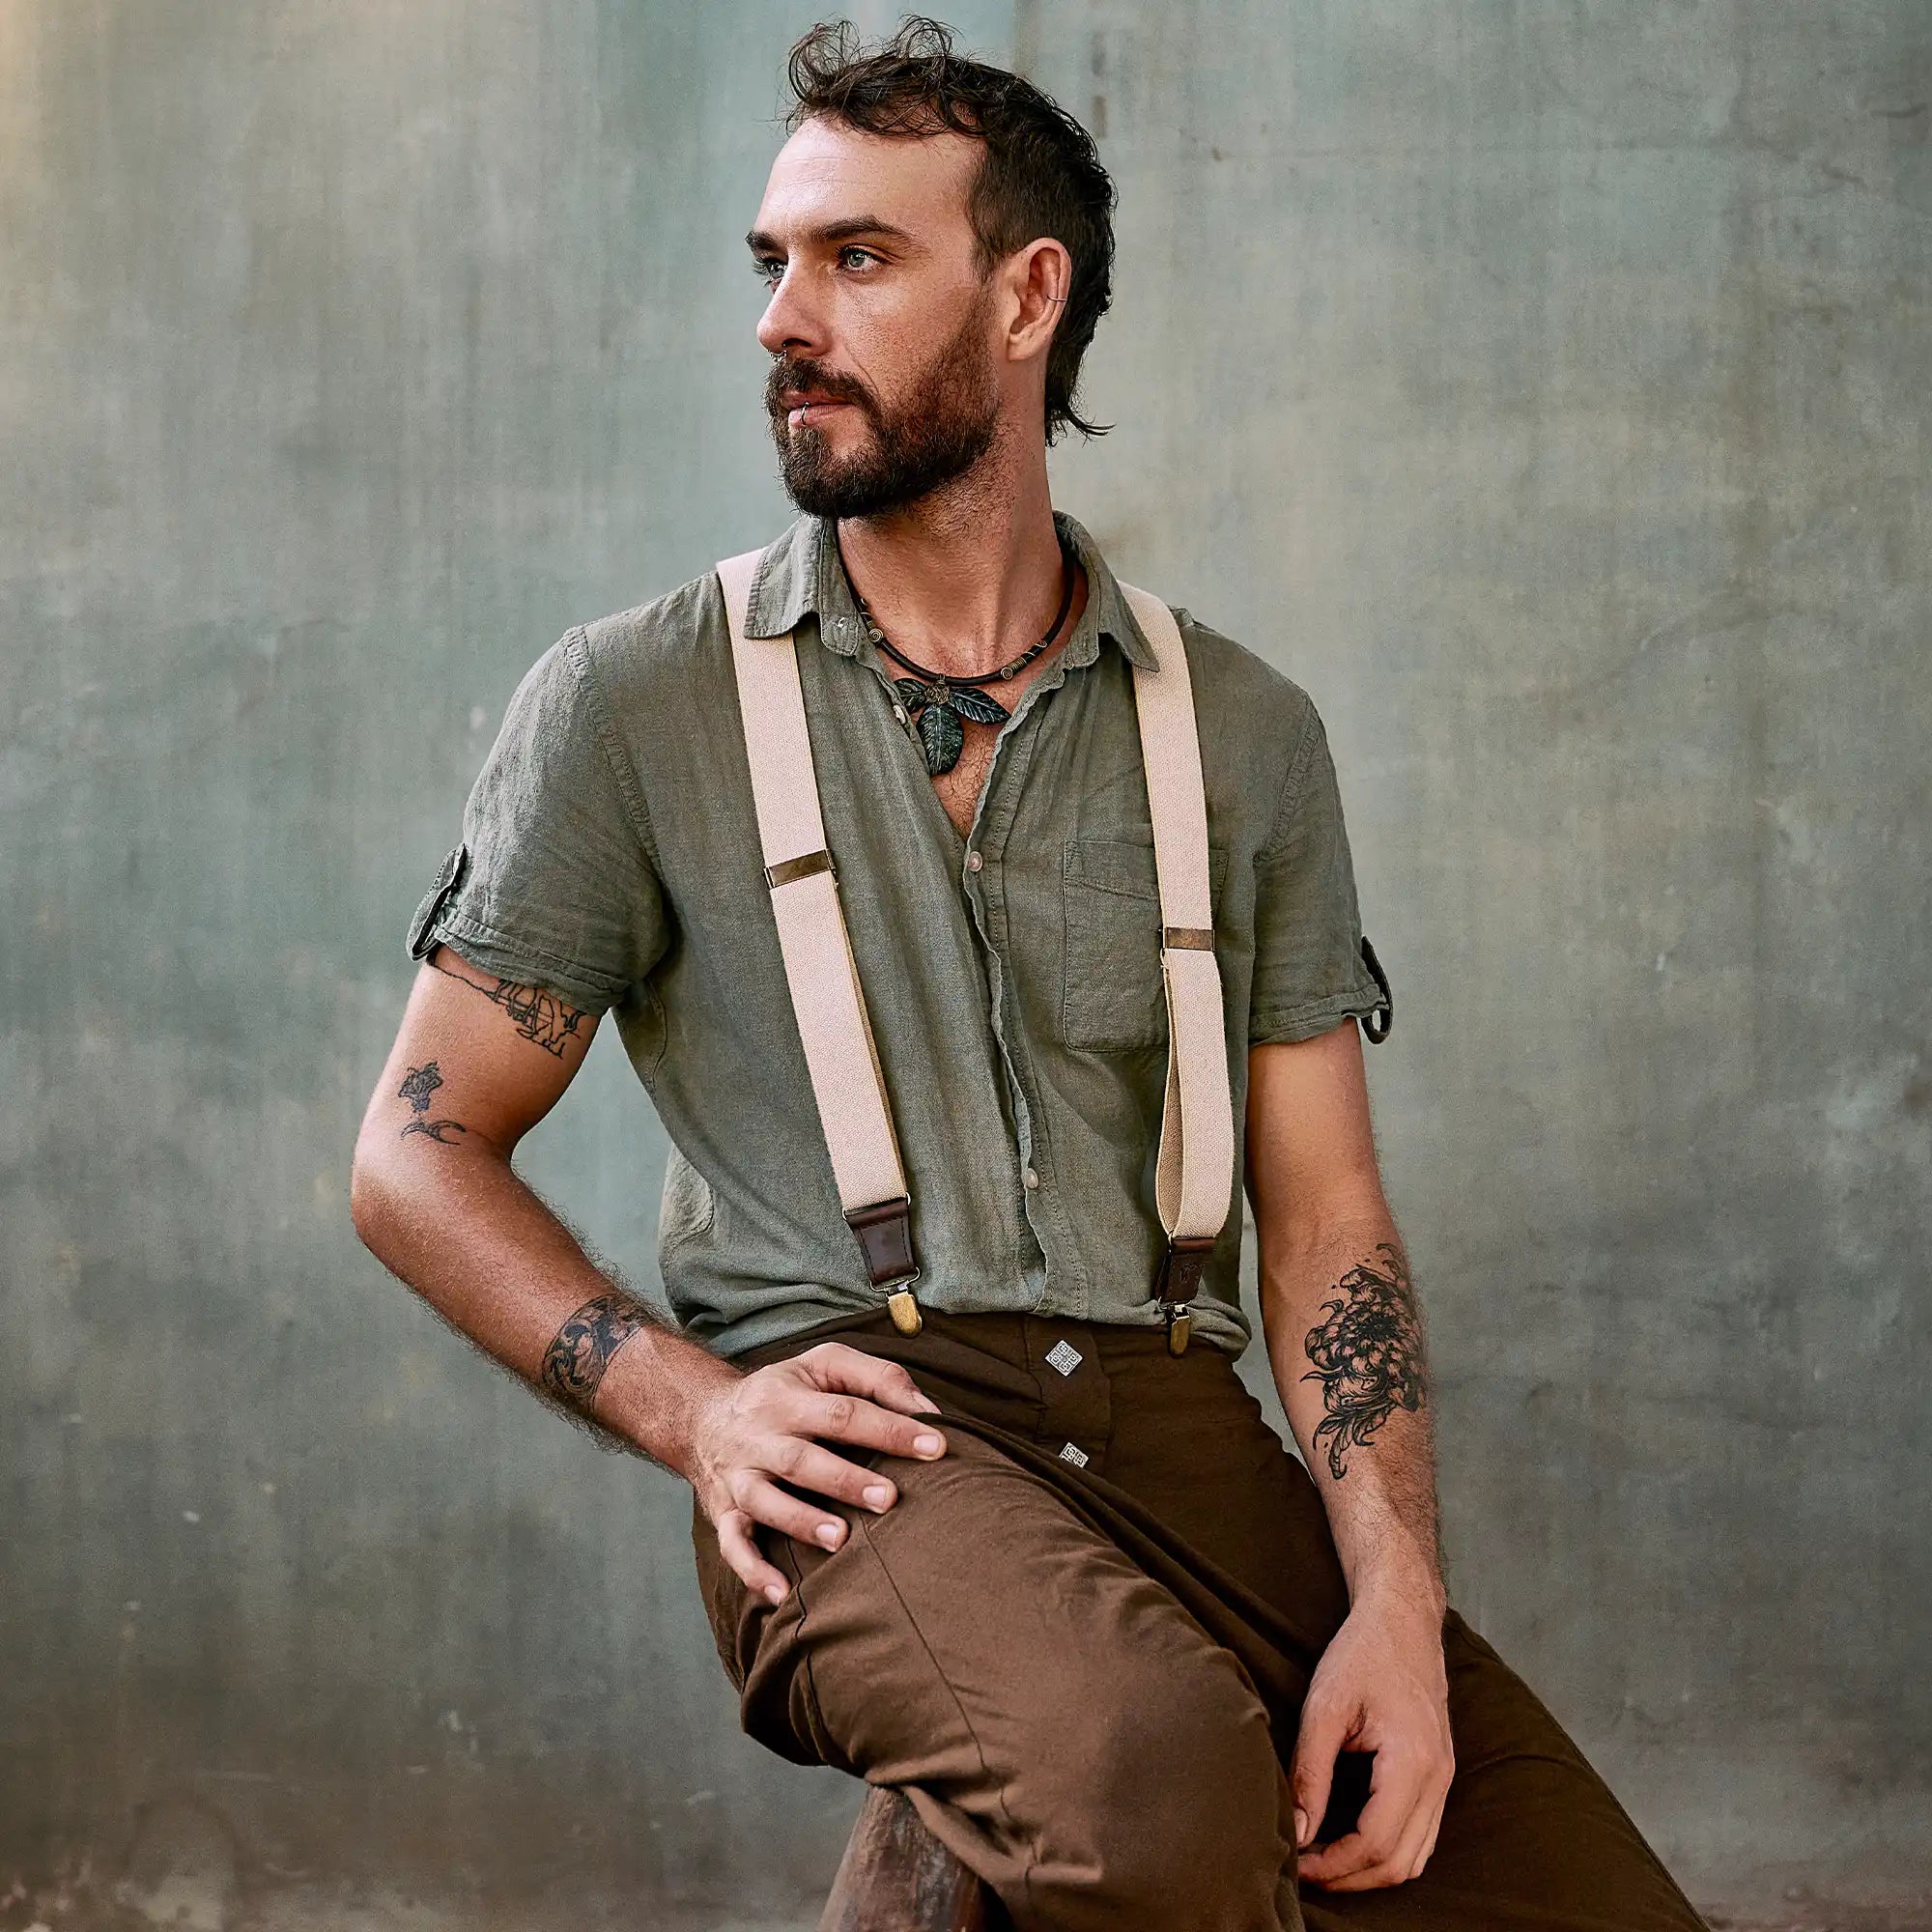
[[1061, 836, 1230, 1051]]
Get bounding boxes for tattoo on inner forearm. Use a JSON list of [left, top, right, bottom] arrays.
[[430, 953, 589, 1056], [397, 1059, 468, 1144], [542, 1292, 655, 1412], [1301, 1242, 1427, 1481]]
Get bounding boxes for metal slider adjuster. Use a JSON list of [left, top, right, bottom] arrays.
[[765, 847, 836, 890], [1162, 923, 1214, 952], [846, 1195, 923, 1334], [1154, 1234, 1216, 1355]]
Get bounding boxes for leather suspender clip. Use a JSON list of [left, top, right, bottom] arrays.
[[847, 1195, 923, 1335], [1154, 1233, 1216, 1355]]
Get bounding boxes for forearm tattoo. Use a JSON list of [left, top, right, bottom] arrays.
[[541, 1292, 655, 1413], [1301, 1242, 1428, 1481], [430, 952, 589, 1057], [397, 1060, 467, 1143]]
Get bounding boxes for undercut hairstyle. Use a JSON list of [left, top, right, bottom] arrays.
[[782, 15, 1118, 445]]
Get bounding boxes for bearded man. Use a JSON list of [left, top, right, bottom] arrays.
[[352, 19, 1710, 1932]]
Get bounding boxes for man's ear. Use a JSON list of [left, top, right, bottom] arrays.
[[1003, 237, 1073, 365]]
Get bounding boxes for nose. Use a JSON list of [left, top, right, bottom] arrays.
[[755, 262, 831, 361]]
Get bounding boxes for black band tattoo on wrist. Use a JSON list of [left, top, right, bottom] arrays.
[[1301, 1242, 1427, 1481], [542, 1292, 654, 1411], [430, 953, 588, 1057], [397, 1060, 468, 1144]]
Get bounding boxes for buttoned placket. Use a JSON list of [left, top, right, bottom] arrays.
[[840, 607, 1090, 1317]]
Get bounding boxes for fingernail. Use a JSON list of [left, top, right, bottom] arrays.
[[915, 1432, 943, 1454], [816, 1520, 842, 1547], [864, 1484, 892, 1509], [1293, 1808, 1309, 1848], [765, 1581, 785, 1605]]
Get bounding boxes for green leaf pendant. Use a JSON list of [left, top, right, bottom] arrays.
[[895, 676, 1009, 777]]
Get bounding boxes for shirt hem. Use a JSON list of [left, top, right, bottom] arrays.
[[1248, 981, 1386, 1046]]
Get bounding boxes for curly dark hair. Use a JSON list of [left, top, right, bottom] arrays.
[[781, 15, 1117, 445]]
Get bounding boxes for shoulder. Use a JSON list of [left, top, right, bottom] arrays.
[[1169, 604, 1320, 754], [571, 564, 729, 689]]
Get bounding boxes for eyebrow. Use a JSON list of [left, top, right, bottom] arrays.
[[745, 216, 919, 256]]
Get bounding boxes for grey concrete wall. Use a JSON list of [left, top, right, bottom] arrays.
[[4, 3, 1926, 1927]]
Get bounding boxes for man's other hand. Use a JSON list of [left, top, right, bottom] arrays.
[[689, 1342, 949, 1606], [1289, 1591, 1455, 1890]]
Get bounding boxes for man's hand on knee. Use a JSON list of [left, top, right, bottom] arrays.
[[1289, 1593, 1455, 1890], [687, 1342, 950, 1608]]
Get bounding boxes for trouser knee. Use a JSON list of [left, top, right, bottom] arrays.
[[1020, 1648, 1296, 1931]]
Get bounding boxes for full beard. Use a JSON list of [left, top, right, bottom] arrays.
[[767, 291, 1003, 520]]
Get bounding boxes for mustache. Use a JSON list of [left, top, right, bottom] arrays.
[[765, 359, 872, 417]]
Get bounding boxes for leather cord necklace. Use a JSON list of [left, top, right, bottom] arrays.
[[852, 537, 1077, 777]]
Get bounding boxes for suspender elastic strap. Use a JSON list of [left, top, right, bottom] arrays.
[[717, 547, 1235, 1353], [1117, 582, 1238, 1354], [717, 549, 923, 1334]]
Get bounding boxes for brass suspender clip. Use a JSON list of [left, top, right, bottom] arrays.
[[1154, 1235, 1216, 1355], [847, 1196, 923, 1334]]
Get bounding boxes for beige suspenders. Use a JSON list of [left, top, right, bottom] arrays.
[[717, 547, 1234, 1355]]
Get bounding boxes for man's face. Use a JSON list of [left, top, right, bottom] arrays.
[[749, 116, 1006, 519]]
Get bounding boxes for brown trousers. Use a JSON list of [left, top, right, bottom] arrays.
[[688, 1307, 1710, 1932]]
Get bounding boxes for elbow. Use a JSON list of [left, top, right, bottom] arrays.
[[348, 1137, 396, 1247]]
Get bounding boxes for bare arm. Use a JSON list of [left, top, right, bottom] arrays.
[[1245, 1017, 1452, 1890], [349, 942, 947, 1604]]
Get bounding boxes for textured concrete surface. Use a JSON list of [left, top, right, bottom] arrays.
[[3, 2, 1927, 1926]]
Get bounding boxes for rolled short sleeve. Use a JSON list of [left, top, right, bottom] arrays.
[[1247, 696, 1393, 1047], [405, 628, 668, 1015]]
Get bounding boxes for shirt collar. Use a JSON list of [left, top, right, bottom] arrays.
[[741, 507, 1161, 674]]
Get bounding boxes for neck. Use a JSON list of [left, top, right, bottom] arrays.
[[833, 432, 1087, 680]]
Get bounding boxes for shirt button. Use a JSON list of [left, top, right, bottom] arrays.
[[893, 703, 908, 724], [1023, 1166, 1039, 1189], [965, 851, 983, 872]]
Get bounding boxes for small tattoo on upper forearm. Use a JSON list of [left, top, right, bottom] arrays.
[[1301, 1242, 1427, 1482], [397, 1059, 468, 1144], [431, 954, 588, 1056], [542, 1292, 655, 1410]]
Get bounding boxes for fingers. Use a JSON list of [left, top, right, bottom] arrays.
[[1288, 1688, 1351, 1853], [800, 1342, 946, 1420], [761, 1431, 912, 1517], [696, 1349, 952, 1606], [735, 1470, 862, 1552], [1411, 1776, 1449, 1875], [1296, 1739, 1453, 1890], [782, 1385, 949, 1464], [1398, 1743, 1454, 1881], [715, 1506, 789, 1606]]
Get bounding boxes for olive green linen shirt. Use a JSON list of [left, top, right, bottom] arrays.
[[405, 508, 1391, 1362]]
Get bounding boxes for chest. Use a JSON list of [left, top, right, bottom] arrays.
[[927, 730, 997, 840], [908, 652, 1067, 843]]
